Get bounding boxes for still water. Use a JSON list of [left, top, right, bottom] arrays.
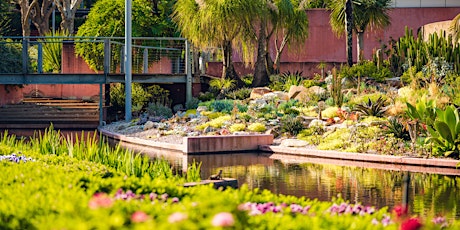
[[120, 141, 460, 219]]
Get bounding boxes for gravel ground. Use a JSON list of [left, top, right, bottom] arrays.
[[102, 121, 185, 144]]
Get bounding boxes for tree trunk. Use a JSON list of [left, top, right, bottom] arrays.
[[357, 31, 364, 63], [345, 0, 353, 66], [222, 40, 243, 87], [30, 0, 55, 36], [252, 23, 269, 87], [55, 0, 84, 35]]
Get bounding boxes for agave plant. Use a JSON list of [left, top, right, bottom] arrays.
[[425, 105, 460, 158], [353, 96, 387, 117]]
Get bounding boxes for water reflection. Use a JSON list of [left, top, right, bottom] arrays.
[[164, 151, 460, 219]]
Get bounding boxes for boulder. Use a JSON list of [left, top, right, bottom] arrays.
[[143, 121, 155, 130], [288, 85, 308, 101], [262, 91, 289, 101], [280, 139, 308, 147], [250, 87, 272, 99], [308, 86, 326, 96]]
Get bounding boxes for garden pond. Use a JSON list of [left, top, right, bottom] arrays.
[[120, 142, 460, 220]]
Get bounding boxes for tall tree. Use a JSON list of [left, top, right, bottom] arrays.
[[53, 0, 84, 35], [173, 0, 257, 86], [14, 0, 55, 36], [270, 0, 309, 75], [450, 13, 460, 43], [329, 0, 391, 62], [0, 1, 13, 35], [244, 0, 309, 87], [75, 0, 156, 71]]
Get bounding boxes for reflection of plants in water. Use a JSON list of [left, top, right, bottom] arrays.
[[411, 174, 460, 218]]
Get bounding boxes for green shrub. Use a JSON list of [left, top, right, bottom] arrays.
[[146, 102, 173, 118], [225, 87, 251, 100], [198, 91, 216, 102], [186, 97, 201, 110], [278, 100, 300, 116], [0, 39, 23, 73], [229, 124, 246, 133], [247, 122, 266, 132], [280, 115, 304, 136], [210, 99, 234, 113], [110, 83, 152, 112], [353, 96, 387, 117]]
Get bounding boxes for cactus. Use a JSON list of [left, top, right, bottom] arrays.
[[330, 68, 343, 107]]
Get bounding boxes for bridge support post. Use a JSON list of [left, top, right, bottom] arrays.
[[22, 38, 28, 74], [37, 42, 43, 73], [185, 40, 192, 103]]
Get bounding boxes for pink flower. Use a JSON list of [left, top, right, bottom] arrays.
[[131, 211, 150, 223], [168, 212, 188, 223], [88, 193, 113, 209], [400, 217, 422, 230], [211, 212, 235, 227], [393, 205, 408, 218]]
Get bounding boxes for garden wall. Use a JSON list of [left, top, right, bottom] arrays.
[[206, 7, 460, 78]]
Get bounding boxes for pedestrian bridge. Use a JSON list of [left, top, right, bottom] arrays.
[[0, 36, 196, 127]]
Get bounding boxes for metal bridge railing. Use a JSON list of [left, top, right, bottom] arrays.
[[0, 36, 188, 75]]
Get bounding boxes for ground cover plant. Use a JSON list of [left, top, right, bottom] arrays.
[[2, 128, 459, 229]]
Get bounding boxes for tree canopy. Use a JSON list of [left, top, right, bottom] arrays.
[[75, 0, 176, 71], [329, 0, 391, 62]]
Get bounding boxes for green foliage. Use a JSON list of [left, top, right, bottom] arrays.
[[426, 105, 460, 158], [247, 122, 266, 132], [229, 123, 246, 133], [146, 102, 173, 118], [145, 84, 171, 107], [241, 74, 254, 86], [405, 97, 437, 128], [185, 160, 202, 182], [348, 93, 388, 109], [75, 0, 157, 71], [225, 87, 251, 100], [353, 96, 387, 117], [209, 77, 236, 96], [280, 115, 304, 136], [330, 68, 343, 107], [0, 39, 23, 73], [186, 97, 201, 110], [278, 100, 300, 116], [39, 31, 67, 73], [195, 115, 231, 130], [396, 28, 460, 76], [385, 117, 410, 140], [110, 83, 152, 112], [281, 71, 304, 91], [209, 99, 234, 113], [197, 91, 216, 102]]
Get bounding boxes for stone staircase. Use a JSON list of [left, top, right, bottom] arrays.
[[0, 98, 100, 129]]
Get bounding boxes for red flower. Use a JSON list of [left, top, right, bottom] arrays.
[[393, 205, 408, 218], [400, 217, 422, 230]]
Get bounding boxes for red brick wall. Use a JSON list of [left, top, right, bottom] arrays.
[[207, 7, 460, 77]]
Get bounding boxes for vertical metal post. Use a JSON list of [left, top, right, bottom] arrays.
[[103, 39, 111, 75], [120, 46, 125, 73], [143, 48, 148, 73], [37, 42, 43, 73], [52, 3, 55, 36], [99, 83, 104, 126], [185, 40, 192, 104], [125, 0, 133, 121], [22, 38, 28, 74]]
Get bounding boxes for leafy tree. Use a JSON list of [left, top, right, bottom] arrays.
[[329, 0, 391, 62], [53, 0, 84, 35], [173, 0, 258, 86], [75, 0, 158, 71], [13, 0, 55, 36], [0, 1, 12, 36], [250, 0, 309, 87]]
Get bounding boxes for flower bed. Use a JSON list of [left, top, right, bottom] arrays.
[[1, 129, 459, 229]]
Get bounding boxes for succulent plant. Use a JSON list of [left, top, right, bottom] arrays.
[[353, 96, 387, 117]]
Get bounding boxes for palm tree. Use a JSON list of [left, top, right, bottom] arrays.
[[250, 0, 309, 87], [329, 0, 391, 63], [450, 13, 460, 43], [173, 0, 257, 86]]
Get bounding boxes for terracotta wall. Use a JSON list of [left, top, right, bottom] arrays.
[[207, 7, 460, 77]]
